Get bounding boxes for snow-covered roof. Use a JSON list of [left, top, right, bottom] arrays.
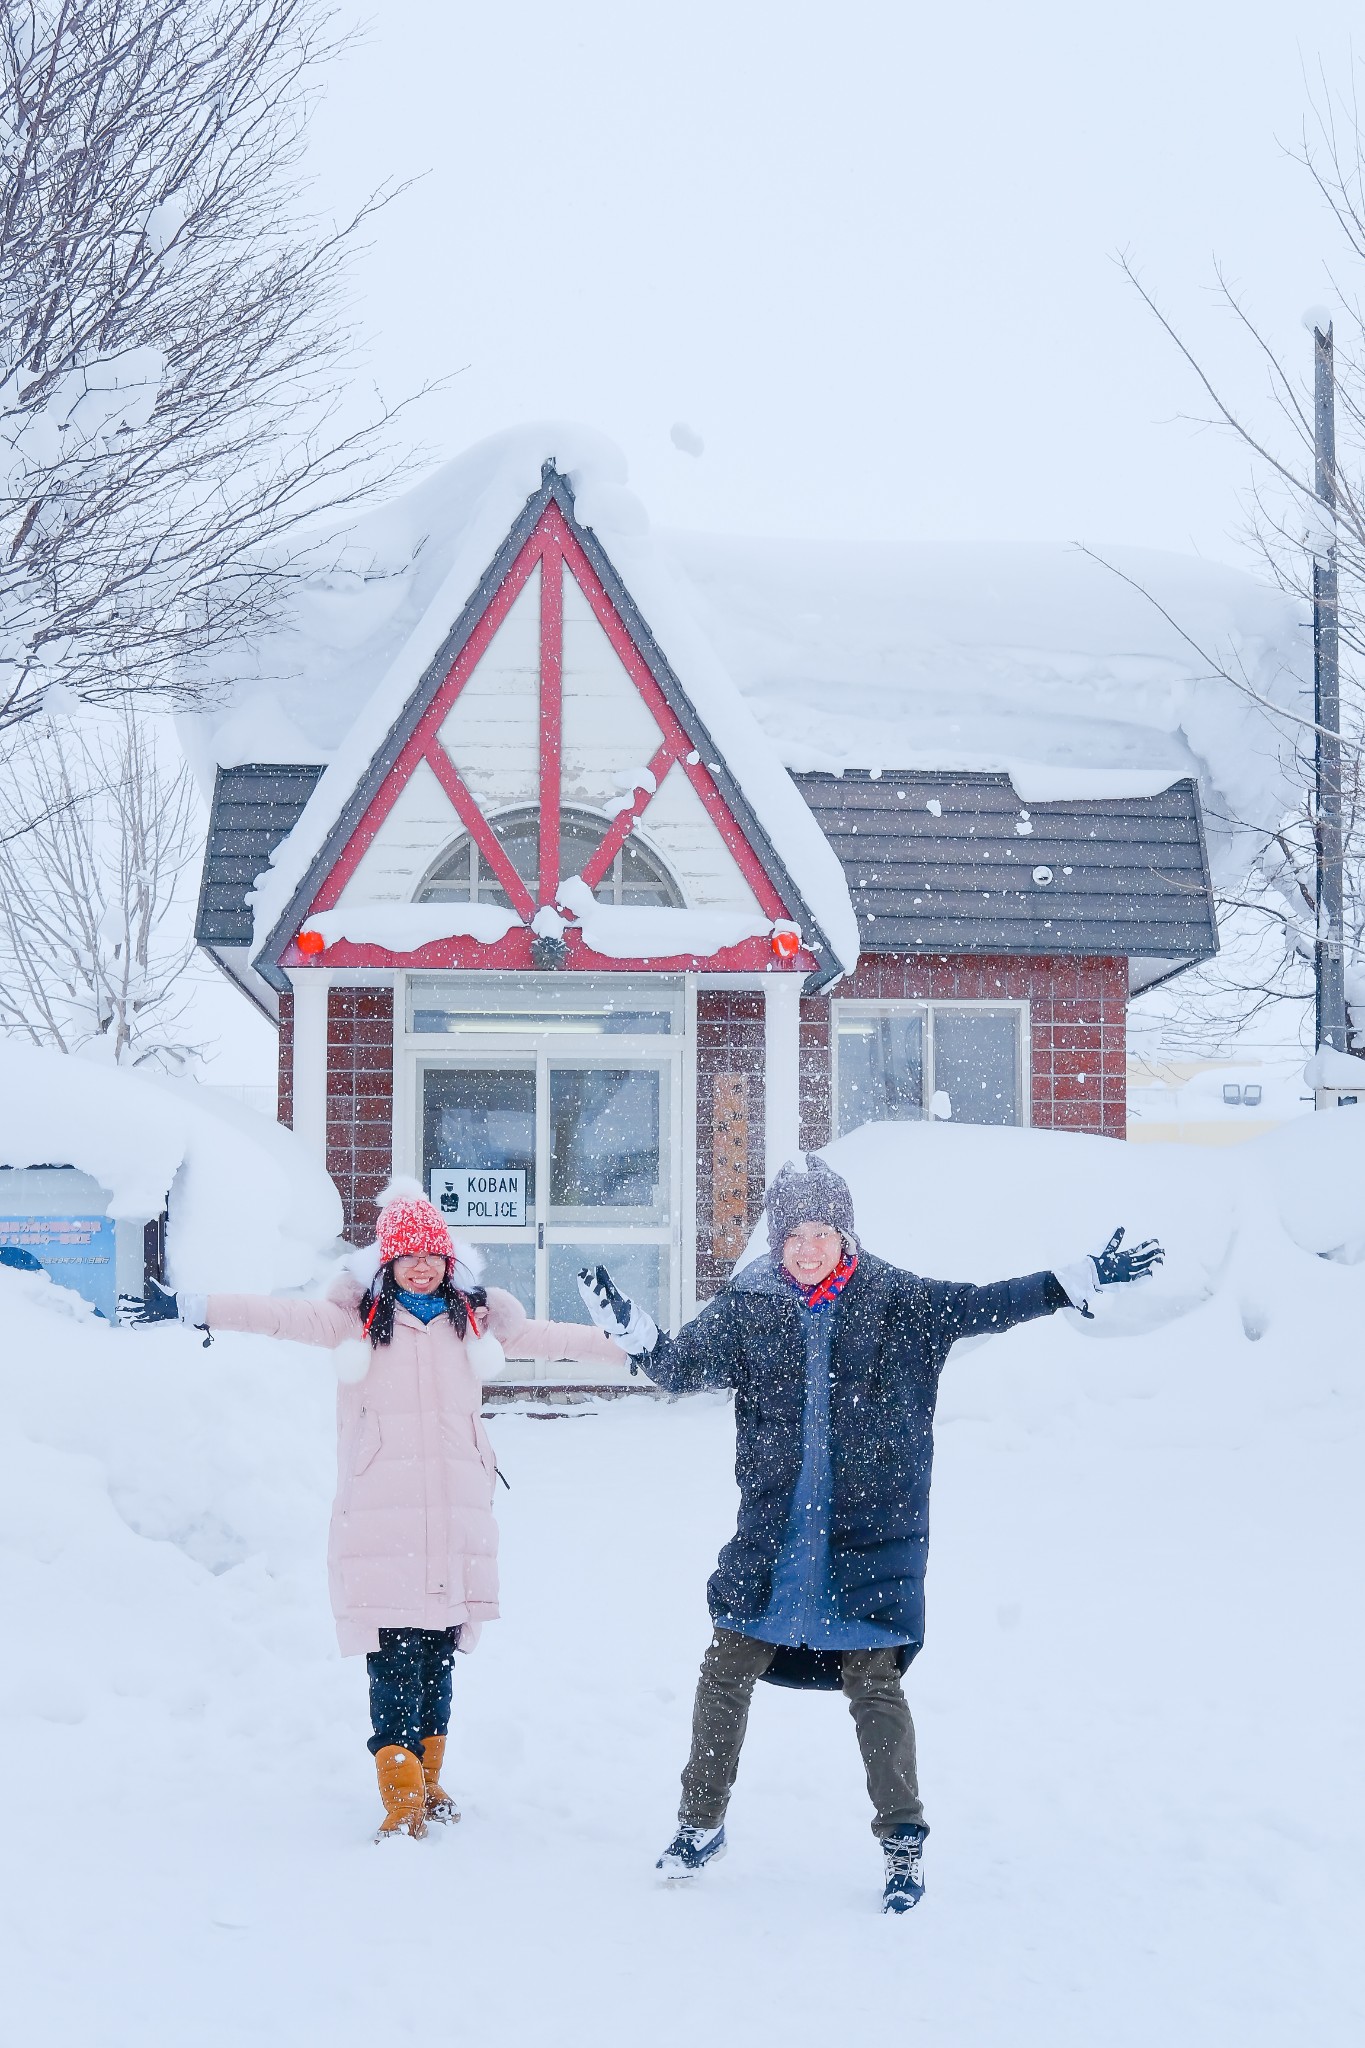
[[180, 425, 1309, 942], [184, 425, 858, 975], [0, 1042, 342, 1291]]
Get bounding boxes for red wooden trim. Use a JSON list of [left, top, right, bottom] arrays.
[[307, 536, 545, 914], [546, 504, 793, 923], [577, 737, 678, 890], [282, 929, 818, 975], [538, 539, 563, 903], [296, 497, 805, 961], [423, 743, 538, 921]]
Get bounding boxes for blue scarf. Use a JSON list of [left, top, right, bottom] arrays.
[[396, 1289, 449, 1325]]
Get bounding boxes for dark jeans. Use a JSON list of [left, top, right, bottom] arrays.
[[365, 1626, 461, 1756], [678, 1626, 927, 1839]]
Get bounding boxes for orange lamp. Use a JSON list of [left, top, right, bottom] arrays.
[[296, 929, 326, 958], [770, 928, 801, 960]]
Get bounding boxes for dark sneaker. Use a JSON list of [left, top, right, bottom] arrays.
[[656, 1823, 727, 1880], [881, 1824, 926, 1913]]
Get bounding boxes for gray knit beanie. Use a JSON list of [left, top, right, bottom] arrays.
[[763, 1154, 857, 1254]]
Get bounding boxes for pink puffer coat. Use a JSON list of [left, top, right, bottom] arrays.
[[205, 1276, 625, 1655]]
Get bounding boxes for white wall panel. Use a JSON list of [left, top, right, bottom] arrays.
[[561, 567, 665, 810], [335, 757, 463, 905], [639, 761, 764, 912], [438, 565, 541, 811]]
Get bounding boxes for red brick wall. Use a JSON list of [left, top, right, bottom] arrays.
[[277, 990, 294, 1129], [798, 954, 1127, 1144], [695, 989, 767, 1302], [326, 986, 395, 1243]]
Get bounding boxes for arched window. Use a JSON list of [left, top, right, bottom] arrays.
[[418, 806, 682, 909]]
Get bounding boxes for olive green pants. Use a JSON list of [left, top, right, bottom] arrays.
[[678, 1626, 926, 1840]]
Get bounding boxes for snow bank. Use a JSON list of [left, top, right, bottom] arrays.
[[1, 1116, 1361, 2045], [0, 1041, 341, 1291], [751, 1105, 1365, 1341]]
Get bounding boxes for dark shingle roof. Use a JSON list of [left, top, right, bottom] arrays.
[[790, 770, 1216, 961], [195, 765, 324, 948]]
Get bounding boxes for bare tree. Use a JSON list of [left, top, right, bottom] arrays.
[[0, 705, 202, 1062], [1111, 78, 1365, 1051], [0, 0, 421, 736]]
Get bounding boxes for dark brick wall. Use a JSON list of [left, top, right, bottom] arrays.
[[326, 986, 395, 1243], [695, 989, 766, 1302], [798, 954, 1127, 1144], [277, 990, 295, 1130]]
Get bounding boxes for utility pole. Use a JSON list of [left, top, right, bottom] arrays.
[[1312, 317, 1348, 1065]]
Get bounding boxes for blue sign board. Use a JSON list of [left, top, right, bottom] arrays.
[[0, 1214, 117, 1319]]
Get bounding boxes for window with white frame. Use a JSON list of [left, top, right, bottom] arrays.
[[833, 1001, 1026, 1133], [417, 806, 682, 909]]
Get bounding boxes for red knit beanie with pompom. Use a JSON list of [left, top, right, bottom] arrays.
[[375, 1177, 454, 1266]]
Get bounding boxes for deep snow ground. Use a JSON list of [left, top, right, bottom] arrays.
[[2, 1249, 1361, 2048]]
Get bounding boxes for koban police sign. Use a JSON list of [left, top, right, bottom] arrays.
[[429, 1169, 526, 1227]]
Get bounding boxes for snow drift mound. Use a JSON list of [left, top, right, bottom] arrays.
[[0, 1040, 342, 1292], [748, 1109, 1365, 1343]]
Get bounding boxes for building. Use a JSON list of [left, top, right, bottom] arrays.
[[191, 430, 1304, 1373]]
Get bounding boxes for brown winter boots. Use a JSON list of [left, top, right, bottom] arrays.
[[372, 1737, 461, 1841], [373, 1745, 427, 1841], [420, 1734, 460, 1825]]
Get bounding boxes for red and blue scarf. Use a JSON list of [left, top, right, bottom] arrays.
[[784, 1253, 858, 1312]]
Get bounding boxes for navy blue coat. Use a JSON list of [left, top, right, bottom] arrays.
[[643, 1252, 1068, 1684]]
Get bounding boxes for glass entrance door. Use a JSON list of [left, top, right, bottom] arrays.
[[420, 1052, 676, 1330]]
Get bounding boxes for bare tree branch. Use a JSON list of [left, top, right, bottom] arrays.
[[0, 0, 443, 735]]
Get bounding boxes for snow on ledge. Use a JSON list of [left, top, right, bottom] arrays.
[[1302, 1045, 1365, 1090], [310, 904, 524, 950], [556, 876, 777, 960]]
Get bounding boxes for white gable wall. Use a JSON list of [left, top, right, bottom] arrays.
[[437, 566, 541, 813], [635, 762, 765, 913], [561, 565, 665, 811], [332, 756, 464, 907]]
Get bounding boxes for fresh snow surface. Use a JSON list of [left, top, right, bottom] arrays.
[[2, 1115, 1360, 2045], [0, 1040, 340, 1292]]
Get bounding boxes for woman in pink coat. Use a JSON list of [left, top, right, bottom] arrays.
[[133, 1179, 625, 1840]]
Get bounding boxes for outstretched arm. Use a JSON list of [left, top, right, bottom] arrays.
[[576, 1266, 741, 1395], [930, 1225, 1164, 1342], [126, 1280, 361, 1349], [483, 1286, 628, 1366]]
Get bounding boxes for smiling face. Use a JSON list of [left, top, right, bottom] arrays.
[[392, 1252, 448, 1295], [780, 1221, 845, 1288]]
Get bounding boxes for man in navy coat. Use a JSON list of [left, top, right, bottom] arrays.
[[581, 1153, 1162, 1913]]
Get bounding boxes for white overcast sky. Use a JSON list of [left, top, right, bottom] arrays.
[[303, 0, 1365, 562], [201, 1, 1365, 1079]]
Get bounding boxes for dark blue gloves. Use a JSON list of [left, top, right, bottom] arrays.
[[125, 1278, 180, 1324], [1091, 1227, 1164, 1286], [122, 1278, 212, 1346]]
